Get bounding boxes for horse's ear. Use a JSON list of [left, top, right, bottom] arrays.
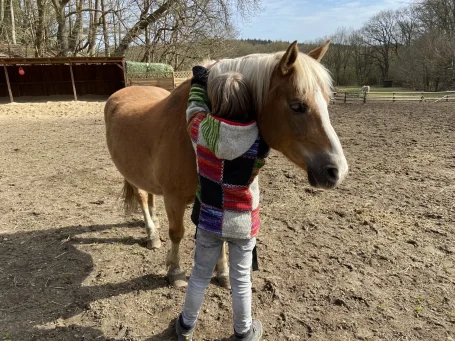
[[308, 39, 331, 62], [280, 41, 299, 75]]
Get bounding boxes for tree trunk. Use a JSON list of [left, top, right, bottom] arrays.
[[384, 58, 389, 81], [142, 26, 151, 62], [69, 0, 83, 55], [88, 0, 100, 57], [35, 0, 45, 56], [52, 0, 70, 56], [113, 0, 177, 57], [101, 0, 109, 56], [112, 12, 117, 49], [0, 0, 5, 26], [9, 0, 16, 44], [88, 0, 100, 56]]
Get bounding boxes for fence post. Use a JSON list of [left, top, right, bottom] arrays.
[[3, 64, 13, 103], [420, 92, 424, 102], [69, 62, 78, 101], [172, 72, 176, 88], [344, 92, 347, 103], [393, 92, 395, 102]]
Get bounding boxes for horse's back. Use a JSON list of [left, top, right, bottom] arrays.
[[105, 86, 170, 119], [104, 82, 197, 196]]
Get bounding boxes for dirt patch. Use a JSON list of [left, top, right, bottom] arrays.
[[0, 101, 454, 341]]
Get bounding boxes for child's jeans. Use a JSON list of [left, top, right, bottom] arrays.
[[181, 228, 256, 335]]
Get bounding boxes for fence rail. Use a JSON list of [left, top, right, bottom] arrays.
[[333, 90, 455, 103]]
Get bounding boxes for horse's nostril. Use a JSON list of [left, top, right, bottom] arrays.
[[324, 167, 339, 182]]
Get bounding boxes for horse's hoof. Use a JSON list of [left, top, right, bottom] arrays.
[[147, 238, 162, 249], [171, 278, 188, 288], [216, 274, 231, 289], [167, 270, 187, 288]]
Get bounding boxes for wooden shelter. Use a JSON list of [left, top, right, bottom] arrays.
[[0, 57, 126, 102]]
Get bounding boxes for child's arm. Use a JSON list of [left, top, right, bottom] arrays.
[[186, 66, 211, 125]]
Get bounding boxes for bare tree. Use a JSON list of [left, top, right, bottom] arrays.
[[113, 0, 259, 57], [362, 10, 400, 82], [9, 0, 15, 43], [68, 0, 83, 54], [396, 6, 421, 46], [100, 0, 109, 56], [325, 27, 353, 85], [87, 0, 100, 56], [349, 31, 375, 85], [35, 0, 46, 56], [417, 0, 455, 36], [51, 0, 70, 56], [0, 0, 4, 24]]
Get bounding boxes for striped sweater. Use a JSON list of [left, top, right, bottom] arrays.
[[186, 85, 270, 239]]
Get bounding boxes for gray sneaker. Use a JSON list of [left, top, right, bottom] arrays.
[[235, 319, 263, 341], [175, 315, 194, 341]]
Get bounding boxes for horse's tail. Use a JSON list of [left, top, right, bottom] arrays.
[[122, 179, 138, 215]]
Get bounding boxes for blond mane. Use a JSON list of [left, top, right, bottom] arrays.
[[208, 52, 333, 111]]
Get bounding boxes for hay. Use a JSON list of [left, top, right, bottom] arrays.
[[125, 61, 173, 73]]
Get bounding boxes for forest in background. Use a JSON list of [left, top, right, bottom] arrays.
[[0, 0, 454, 90]]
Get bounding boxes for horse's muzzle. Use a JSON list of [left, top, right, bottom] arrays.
[[307, 162, 348, 189]]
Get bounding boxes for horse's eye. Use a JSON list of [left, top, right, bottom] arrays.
[[289, 102, 308, 114]]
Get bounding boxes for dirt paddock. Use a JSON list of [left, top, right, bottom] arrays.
[[0, 99, 454, 341]]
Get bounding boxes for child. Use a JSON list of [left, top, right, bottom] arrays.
[[175, 65, 269, 341]]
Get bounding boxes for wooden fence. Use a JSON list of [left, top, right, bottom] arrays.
[[126, 75, 455, 103], [127, 71, 192, 91], [333, 90, 455, 104]]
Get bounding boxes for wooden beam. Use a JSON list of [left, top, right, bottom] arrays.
[[121, 60, 127, 87], [69, 63, 77, 101], [0, 57, 126, 65], [3, 64, 14, 103]]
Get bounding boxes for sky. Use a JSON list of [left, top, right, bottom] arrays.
[[237, 0, 409, 42]]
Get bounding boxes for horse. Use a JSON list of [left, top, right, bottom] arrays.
[[362, 85, 370, 93], [104, 40, 349, 288]]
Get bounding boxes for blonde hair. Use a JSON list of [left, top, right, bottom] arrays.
[[207, 72, 254, 121], [208, 52, 333, 111]]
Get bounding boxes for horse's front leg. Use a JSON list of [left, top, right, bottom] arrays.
[[215, 242, 230, 289], [163, 194, 188, 287]]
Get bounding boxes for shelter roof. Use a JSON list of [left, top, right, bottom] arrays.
[[0, 57, 125, 65]]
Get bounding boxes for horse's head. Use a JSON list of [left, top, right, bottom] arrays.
[[209, 42, 348, 189]]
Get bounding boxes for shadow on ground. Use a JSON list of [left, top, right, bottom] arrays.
[[0, 222, 169, 340]]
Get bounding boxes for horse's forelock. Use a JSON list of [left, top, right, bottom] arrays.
[[292, 53, 333, 100]]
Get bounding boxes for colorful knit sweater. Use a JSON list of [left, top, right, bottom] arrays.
[[186, 85, 270, 239]]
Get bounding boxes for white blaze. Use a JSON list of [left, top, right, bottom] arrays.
[[314, 89, 349, 182]]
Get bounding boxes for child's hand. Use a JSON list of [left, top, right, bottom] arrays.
[[191, 66, 209, 87]]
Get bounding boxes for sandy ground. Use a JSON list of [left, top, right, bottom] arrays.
[[0, 99, 454, 341]]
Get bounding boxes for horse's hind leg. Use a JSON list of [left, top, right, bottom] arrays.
[[148, 193, 160, 230], [135, 188, 161, 249], [215, 242, 230, 289], [163, 194, 188, 288]]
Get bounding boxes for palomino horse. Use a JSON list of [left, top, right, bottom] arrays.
[[104, 41, 348, 287]]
